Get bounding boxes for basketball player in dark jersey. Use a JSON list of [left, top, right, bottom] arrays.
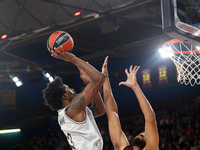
[[102, 56, 159, 150]]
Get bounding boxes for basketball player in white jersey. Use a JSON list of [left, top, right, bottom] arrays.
[[42, 49, 105, 150], [102, 56, 159, 150]]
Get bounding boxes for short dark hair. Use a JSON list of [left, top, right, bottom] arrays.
[[131, 136, 146, 150], [42, 76, 66, 111]]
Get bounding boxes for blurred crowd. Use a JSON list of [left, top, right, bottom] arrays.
[[19, 95, 200, 150]]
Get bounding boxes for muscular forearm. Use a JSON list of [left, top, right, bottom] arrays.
[[104, 77, 118, 113], [70, 56, 104, 82], [132, 84, 155, 121]]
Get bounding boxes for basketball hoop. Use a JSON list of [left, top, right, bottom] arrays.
[[162, 39, 200, 86]]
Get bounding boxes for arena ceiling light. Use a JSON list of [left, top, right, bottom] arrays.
[[12, 76, 23, 87], [1, 34, 7, 39], [43, 71, 54, 82], [0, 128, 21, 134], [8, 74, 23, 87], [74, 11, 81, 16]]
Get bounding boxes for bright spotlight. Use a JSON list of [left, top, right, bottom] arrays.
[[74, 11, 81, 16], [159, 47, 174, 58], [11, 76, 23, 87], [196, 46, 200, 50], [49, 76, 54, 82], [12, 76, 19, 82], [0, 128, 21, 134], [43, 71, 54, 82], [16, 80, 23, 87], [1, 34, 7, 39], [45, 72, 51, 78]]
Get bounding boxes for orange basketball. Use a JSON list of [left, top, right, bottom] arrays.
[[47, 31, 74, 53]]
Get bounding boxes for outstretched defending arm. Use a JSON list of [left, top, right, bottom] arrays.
[[119, 66, 159, 150], [102, 56, 130, 150]]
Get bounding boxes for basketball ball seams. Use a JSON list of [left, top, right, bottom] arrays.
[[47, 31, 74, 53], [53, 32, 70, 48], [57, 39, 74, 52], [49, 31, 62, 47], [46, 36, 53, 53], [62, 38, 74, 50]]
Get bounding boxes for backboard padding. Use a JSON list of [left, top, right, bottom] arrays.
[[161, 0, 200, 46]]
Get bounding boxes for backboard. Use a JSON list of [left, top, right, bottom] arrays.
[[161, 0, 200, 46]]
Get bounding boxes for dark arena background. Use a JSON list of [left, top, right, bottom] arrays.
[[0, 0, 200, 149]]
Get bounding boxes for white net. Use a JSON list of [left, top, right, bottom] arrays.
[[162, 39, 200, 86]]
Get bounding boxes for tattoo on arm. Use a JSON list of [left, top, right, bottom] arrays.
[[70, 93, 85, 109]]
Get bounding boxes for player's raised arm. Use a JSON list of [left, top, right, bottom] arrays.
[[78, 67, 105, 118], [52, 50, 105, 120], [102, 56, 130, 150], [43, 38, 104, 150], [119, 66, 159, 150]]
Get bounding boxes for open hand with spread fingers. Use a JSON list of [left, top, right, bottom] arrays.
[[119, 65, 140, 88]]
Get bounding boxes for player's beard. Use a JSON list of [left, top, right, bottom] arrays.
[[131, 137, 146, 149]]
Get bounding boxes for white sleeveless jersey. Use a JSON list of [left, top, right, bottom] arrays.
[[57, 106, 103, 150]]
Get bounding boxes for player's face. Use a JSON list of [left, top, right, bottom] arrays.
[[64, 84, 76, 100], [132, 132, 146, 149]]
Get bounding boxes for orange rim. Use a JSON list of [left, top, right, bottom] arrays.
[[162, 39, 200, 54], [171, 50, 200, 54], [162, 39, 183, 47]]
